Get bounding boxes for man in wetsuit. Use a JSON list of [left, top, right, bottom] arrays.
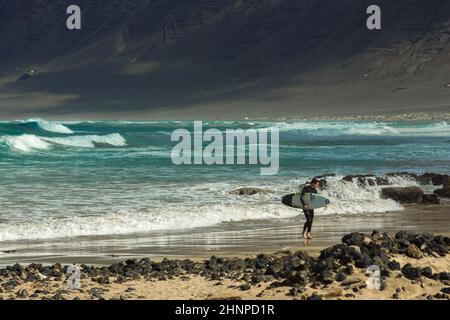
[[301, 178, 320, 239]]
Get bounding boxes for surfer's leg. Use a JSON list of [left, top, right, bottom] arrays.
[[306, 210, 314, 239], [303, 210, 312, 237], [302, 210, 309, 236], [309, 210, 314, 232]]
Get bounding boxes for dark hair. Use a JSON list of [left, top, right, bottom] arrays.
[[311, 178, 320, 185]]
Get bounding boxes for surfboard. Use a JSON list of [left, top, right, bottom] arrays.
[[281, 192, 330, 209]]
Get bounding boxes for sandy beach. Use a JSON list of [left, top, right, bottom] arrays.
[[1, 228, 449, 300]]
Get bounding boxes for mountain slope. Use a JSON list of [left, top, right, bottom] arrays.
[[1, 0, 450, 119]]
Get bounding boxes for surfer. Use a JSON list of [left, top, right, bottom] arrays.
[[301, 178, 320, 239]]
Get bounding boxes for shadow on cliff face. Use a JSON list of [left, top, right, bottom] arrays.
[[1, 0, 450, 118]]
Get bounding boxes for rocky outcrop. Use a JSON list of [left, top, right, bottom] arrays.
[[386, 172, 450, 186], [381, 187, 424, 204], [434, 187, 450, 198], [422, 194, 440, 205]]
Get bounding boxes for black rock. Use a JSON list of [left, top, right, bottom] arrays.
[[287, 271, 308, 285], [381, 187, 424, 203], [288, 287, 299, 297], [268, 263, 283, 276], [421, 267, 433, 279], [307, 292, 322, 300], [254, 254, 270, 269], [335, 271, 347, 282], [96, 276, 110, 285], [441, 287, 450, 294], [422, 173, 450, 186], [401, 264, 421, 280], [239, 284, 251, 291], [25, 273, 39, 282], [376, 177, 390, 186], [341, 233, 365, 247], [434, 187, 450, 198], [251, 275, 265, 284], [109, 262, 125, 274], [354, 255, 372, 269], [388, 260, 401, 271], [395, 231, 418, 241], [422, 194, 440, 205], [319, 270, 334, 284], [438, 272, 450, 281], [342, 174, 375, 186]]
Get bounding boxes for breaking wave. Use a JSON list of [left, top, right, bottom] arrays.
[[262, 121, 450, 137], [23, 119, 74, 134], [0, 133, 126, 152]]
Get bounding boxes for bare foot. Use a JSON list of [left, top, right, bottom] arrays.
[[303, 232, 308, 239], [307, 233, 313, 239]]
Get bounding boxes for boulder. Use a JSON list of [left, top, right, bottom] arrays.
[[401, 264, 421, 280], [318, 270, 334, 284], [405, 244, 423, 259], [341, 233, 365, 247], [381, 186, 424, 203], [421, 173, 450, 186], [335, 271, 347, 282], [433, 187, 450, 198], [438, 272, 450, 281], [422, 194, 440, 205], [420, 267, 433, 279], [388, 260, 401, 271]]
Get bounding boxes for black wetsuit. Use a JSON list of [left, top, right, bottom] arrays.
[[301, 185, 317, 234]]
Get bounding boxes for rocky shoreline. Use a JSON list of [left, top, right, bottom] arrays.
[[317, 172, 450, 205], [0, 230, 449, 300]]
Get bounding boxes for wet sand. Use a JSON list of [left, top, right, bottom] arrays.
[[1, 204, 449, 266]]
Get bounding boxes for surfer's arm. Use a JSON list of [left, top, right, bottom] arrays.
[[300, 187, 308, 208]]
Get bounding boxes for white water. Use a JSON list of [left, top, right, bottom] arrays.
[[263, 121, 450, 137], [0, 174, 423, 241], [0, 133, 126, 152], [25, 118, 74, 134]]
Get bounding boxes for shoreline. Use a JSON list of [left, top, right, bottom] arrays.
[[0, 230, 449, 300], [1, 204, 450, 267], [2, 109, 450, 122]]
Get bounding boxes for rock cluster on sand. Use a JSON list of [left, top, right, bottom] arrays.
[[0, 231, 449, 300]]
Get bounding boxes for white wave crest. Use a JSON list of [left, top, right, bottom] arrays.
[[44, 133, 127, 148], [25, 118, 73, 134], [0, 134, 50, 152], [0, 133, 126, 152], [261, 121, 450, 137]]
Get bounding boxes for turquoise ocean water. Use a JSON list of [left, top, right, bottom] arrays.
[[0, 119, 449, 243]]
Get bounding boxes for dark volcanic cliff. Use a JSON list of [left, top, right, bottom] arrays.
[[0, 0, 450, 119]]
